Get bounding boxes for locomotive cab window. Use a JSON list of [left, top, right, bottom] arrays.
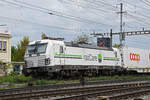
[[27, 43, 47, 54]]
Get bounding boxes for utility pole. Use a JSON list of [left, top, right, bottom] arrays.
[[120, 3, 123, 46], [118, 3, 126, 68], [118, 3, 126, 46], [110, 29, 112, 48]]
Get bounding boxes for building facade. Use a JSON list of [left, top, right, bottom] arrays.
[[0, 33, 11, 75]]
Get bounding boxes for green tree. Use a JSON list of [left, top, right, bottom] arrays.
[[41, 33, 47, 39], [75, 34, 90, 44], [11, 37, 29, 62], [11, 46, 17, 61], [113, 44, 121, 48]]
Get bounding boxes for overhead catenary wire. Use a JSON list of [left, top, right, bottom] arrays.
[[0, 15, 103, 34], [0, 0, 108, 26], [59, 0, 120, 26], [145, 0, 150, 3], [126, 13, 150, 25], [121, 0, 150, 26], [12, 0, 119, 26], [58, 0, 115, 19], [127, 10, 150, 20], [0, 15, 88, 33], [0, 0, 150, 37], [2, 0, 150, 31], [141, 0, 150, 7], [121, 0, 150, 10], [90, 0, 117, 10], [65, 0, 117, 12]]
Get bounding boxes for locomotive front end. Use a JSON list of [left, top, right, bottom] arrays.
[[23, 40, 51, 76]]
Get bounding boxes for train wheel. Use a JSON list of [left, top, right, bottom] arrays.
[[22, 68, 30, 76]]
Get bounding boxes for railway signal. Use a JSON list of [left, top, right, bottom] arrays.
[[91, 30, 150, 43]]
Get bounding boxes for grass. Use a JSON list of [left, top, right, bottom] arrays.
[[0, 72, 32, 84], [0, 83, 26, 90], [33, 79, 79, 85], [86, 75, 150, 82]]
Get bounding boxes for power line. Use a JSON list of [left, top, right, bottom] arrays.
[[2, 0, 150, 36], [141, 0, 150, 7], [0, 0, 107, 26], [128, 10, 150, 20], [58, 0, 106, 17], [59, 0, 112, 13], [122, 0, 150, 10], [120, 1, 150, 24], [0, 15, 104, 33], [59, 0, 120, 26], [91, 0, 117, 9], [126, 13, 150, 25], [59, 0, 118, 18], [78, 0, 117, 12], [0, 15, 84, 33], [145, 0, 150, 3]]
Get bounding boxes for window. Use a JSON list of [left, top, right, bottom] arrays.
[[27, 43, 47, 54], [60, 46, 64, 53], [0, 41, 2, 51], [115, 52, 117, 57], [37, 43, 47, 53], [3, 41, 6, 51]]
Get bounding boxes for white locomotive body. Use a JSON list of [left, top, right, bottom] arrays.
[[24, 39, 150, 77]]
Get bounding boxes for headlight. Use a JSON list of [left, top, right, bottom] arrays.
[[45, 58, 50, 65]]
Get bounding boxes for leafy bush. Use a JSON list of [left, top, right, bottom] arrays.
[[0, 72, 32, 84]]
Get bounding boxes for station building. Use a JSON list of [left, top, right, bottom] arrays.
[[0, 32, 11, 76]]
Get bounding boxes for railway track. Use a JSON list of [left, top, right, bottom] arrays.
[[0, 78, 149, 95], [0, 79, 150, 100], [53, 85, 150, 100]]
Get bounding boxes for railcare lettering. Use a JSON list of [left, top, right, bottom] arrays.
[[83, 54, 97, 61], [130, 53, 140, 62]]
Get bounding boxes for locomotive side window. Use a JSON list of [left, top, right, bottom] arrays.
[[60, 46, 64, 53], [115, 52, 117, 57]]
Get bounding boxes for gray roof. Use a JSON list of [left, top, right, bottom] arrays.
[[65, 42, 112, 51], [0, 33, 11, 38]]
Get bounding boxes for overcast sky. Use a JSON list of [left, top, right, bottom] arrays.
[[0, 0, 150, 49]]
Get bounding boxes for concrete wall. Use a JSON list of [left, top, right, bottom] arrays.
[[0, 33, 11, 63], [0, 33, 11, 76]]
